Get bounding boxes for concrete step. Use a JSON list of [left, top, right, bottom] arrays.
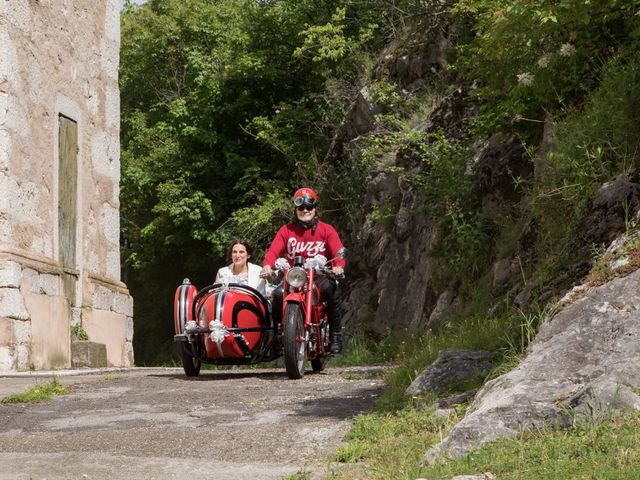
[[71, 341, 107, 368]]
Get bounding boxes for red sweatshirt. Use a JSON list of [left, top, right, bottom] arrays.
[[263, 220, 346, 268]]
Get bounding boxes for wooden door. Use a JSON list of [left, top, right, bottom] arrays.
[[58, 115, 78, 305]]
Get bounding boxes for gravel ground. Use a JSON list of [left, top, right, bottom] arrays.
[[0, 366, 385, 480]]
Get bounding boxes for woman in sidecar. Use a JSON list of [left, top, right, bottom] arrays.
[[214, 239, 268, 296], [173, 241, 277, 376]]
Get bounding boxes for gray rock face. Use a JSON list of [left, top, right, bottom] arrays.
[[405, 349, 494, 397], [428, 282, 462, 325], [491, 257, 520, 293], [584, 174, 640, 243], [355, 166, 440, 334], [424, 268, 640, 464], [471, 134, 530, 220]]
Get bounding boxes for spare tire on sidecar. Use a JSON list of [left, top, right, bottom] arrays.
[[173, 279, 278, 376]]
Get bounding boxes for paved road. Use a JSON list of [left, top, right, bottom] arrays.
[[0, 366, 384, 480]]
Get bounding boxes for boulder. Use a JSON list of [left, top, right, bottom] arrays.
[[406, 349, 495, 397], [423, 268, 640, 464]]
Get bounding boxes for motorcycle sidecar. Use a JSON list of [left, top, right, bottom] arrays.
[[173, 279, 279, 376]]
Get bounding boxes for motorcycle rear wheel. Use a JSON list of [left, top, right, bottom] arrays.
[[180, 343, 201, 377], [284, 303, 306, 379]]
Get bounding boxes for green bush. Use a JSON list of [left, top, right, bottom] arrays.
[[454, 0, 640, 136], [525, 53, 640, 293], [71, 324, 89, 341]]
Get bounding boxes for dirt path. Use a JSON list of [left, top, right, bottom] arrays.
[[0, 366, 384, 480]]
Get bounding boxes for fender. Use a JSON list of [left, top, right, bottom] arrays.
[[282, 291, 306, 324], [282, 291, 305, 308], [174, 279, 198, 335]]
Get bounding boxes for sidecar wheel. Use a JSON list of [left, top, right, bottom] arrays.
[[311, 356, 326, 372], [180, 343, 201, 377], [284, 304, 306, 379]]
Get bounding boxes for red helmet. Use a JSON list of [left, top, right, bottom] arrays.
[[293, 187, 318, 207]]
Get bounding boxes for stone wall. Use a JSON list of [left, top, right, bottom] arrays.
[[0, 0, 133, 370]]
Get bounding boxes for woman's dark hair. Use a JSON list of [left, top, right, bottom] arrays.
[[227, 239, 252, 262]]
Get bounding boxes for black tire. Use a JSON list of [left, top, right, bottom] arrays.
[[311, 356, 326, 372], [284, 303, 306, 379], [180, 343, 201, 377]]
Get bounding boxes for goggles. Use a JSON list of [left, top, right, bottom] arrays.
[[296, 204, 315, 211], [293, 195, 317, 208]]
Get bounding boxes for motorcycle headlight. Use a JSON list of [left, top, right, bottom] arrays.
[[286, 267, 307, 288]]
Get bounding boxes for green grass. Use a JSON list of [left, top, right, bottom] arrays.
[[326, 409, 640, 480], [332, 331, 409, 367], [419, 412, 640, 480], [329, 407, 461, 479], [283, 470, 312, 480], [328, 409, 640, 480], [1, 376, 69, 404]]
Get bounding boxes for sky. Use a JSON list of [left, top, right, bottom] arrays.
[[120, 0, 146, 10]]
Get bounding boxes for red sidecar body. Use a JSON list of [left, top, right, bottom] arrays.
[[173, 279, 277, 374]]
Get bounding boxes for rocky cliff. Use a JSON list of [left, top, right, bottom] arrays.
[[327, 6, 640, 461]]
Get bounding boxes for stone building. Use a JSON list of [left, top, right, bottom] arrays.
[[0, 1, 133, 370]]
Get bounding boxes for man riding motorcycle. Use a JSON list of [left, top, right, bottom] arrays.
[[261, 187, 346, 354]]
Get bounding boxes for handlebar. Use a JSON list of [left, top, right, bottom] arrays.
[[260, 266, 344, 281], [318, 267, 345, 280]]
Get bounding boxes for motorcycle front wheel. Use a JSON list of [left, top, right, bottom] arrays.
[[180, 342, 201, 377], [284, 303, 306, 379]]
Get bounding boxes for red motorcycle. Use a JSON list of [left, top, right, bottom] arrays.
[[173, 249, 345, 379]]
